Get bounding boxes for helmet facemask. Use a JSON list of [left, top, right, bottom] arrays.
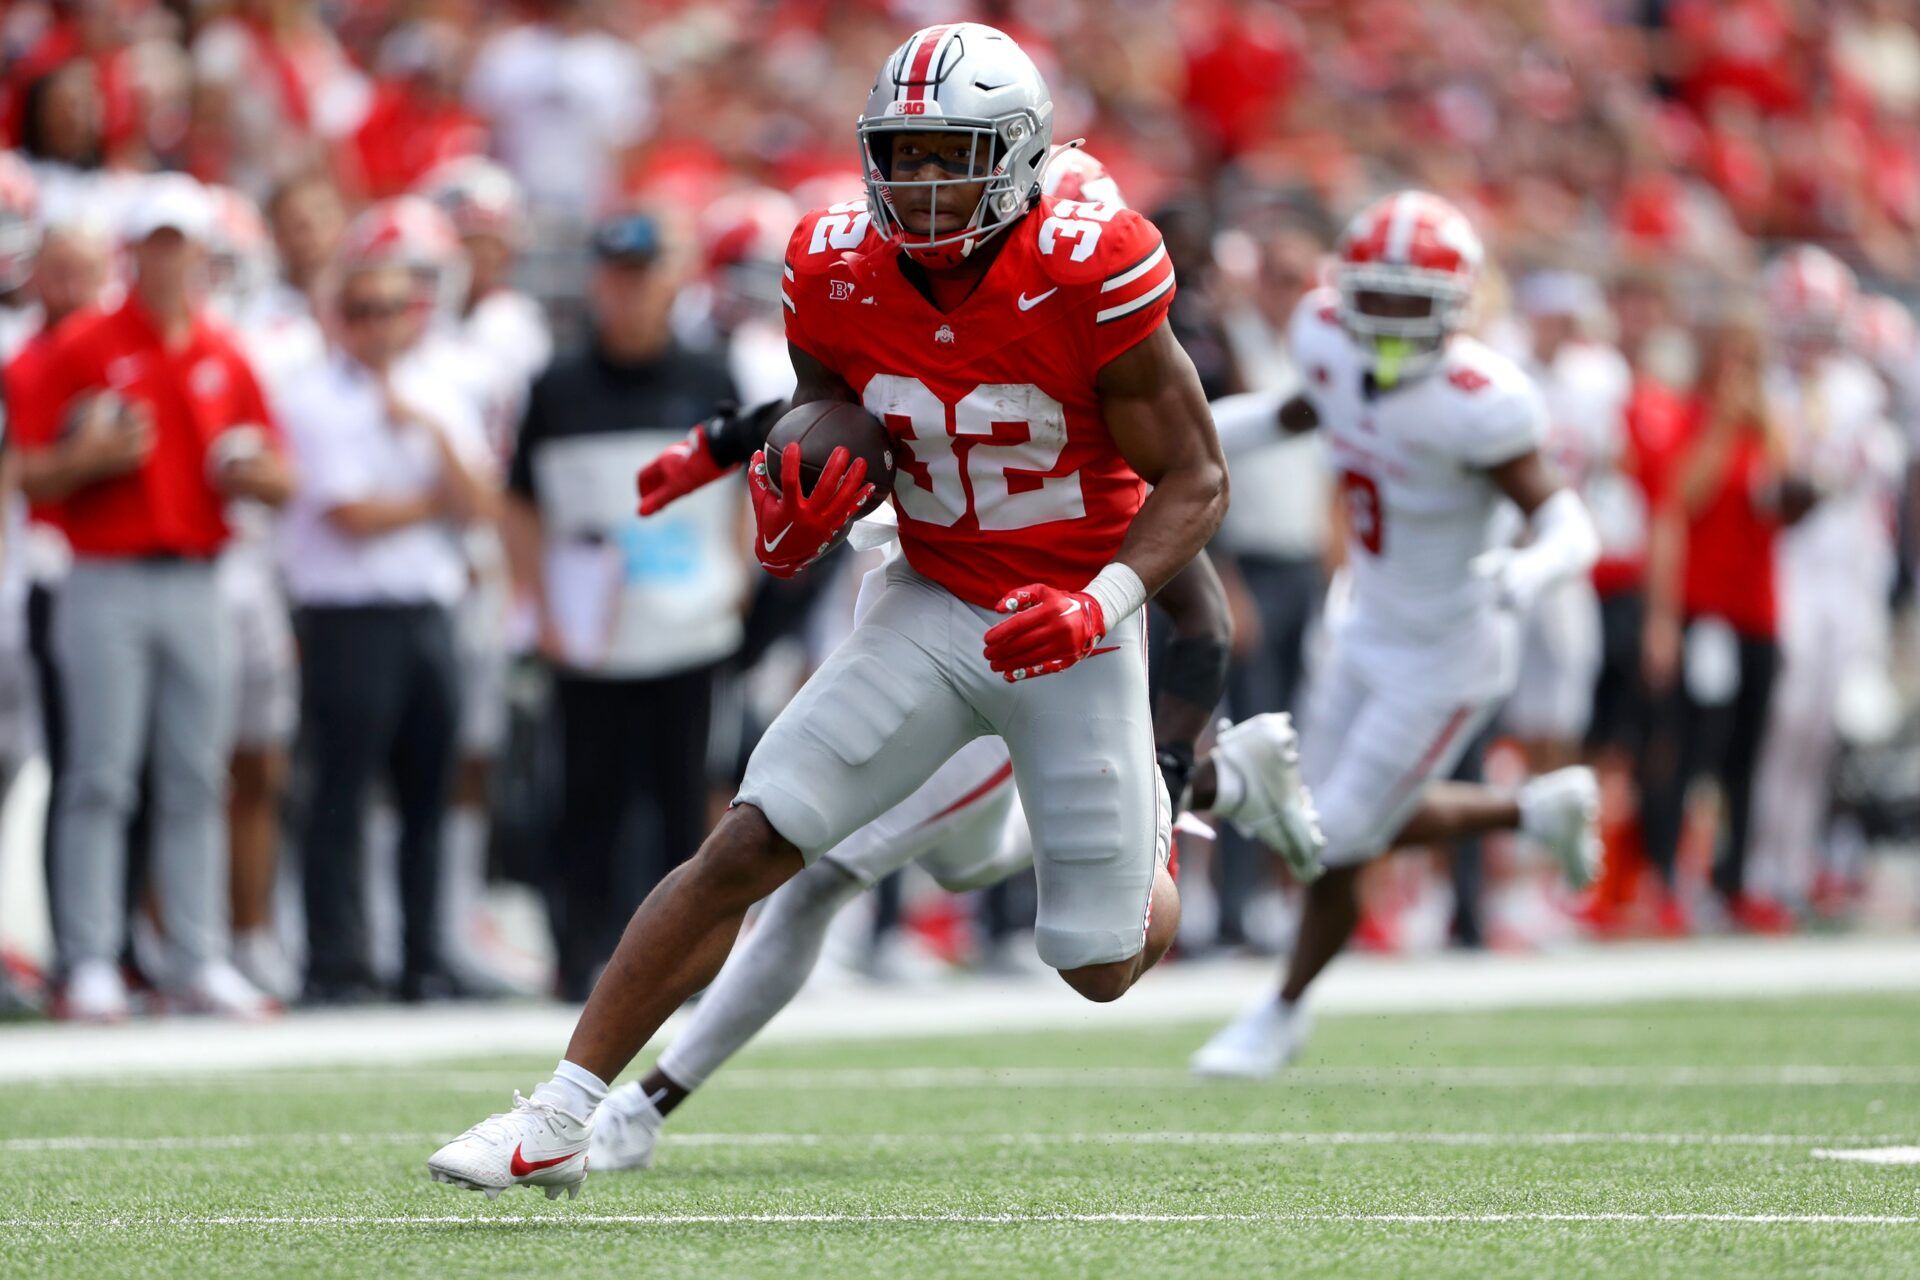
[[860, 114, 1043, 270], [1336, 263, 1471, 388]]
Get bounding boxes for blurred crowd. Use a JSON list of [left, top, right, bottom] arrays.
[[3, 0, 1920, 1020]]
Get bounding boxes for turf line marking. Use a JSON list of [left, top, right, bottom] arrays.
[[7, 1212, 1920, 1228], [30, 1063, 1920, 1091], [1811, 1147, 1920, 1165], [5, 1131, 1905, 1154]]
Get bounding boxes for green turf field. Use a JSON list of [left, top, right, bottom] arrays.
[[7, 992, 1920, 1279]]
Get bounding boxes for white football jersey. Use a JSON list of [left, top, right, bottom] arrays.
[[1767, 352, 1902, 587], [1527, 340, 1641, 565], [1289, 286, 1546, 643]]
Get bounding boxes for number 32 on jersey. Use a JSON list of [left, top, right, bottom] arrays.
[[863, 375, 1084, 531]]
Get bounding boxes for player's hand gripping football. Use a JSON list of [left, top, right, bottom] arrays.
[[747, 441, 873, 578], [983, 584, 1108, 682]]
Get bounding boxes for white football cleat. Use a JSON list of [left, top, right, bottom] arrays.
[[59, 960, 130, 1024], [589, 1082, 665, 1172], [1190, 996, 1311, 1080], [1211, 714, 1326, 881], [178, 960, 281, 1020], [1519, 766, 1601, 890], [429, 1093, 590, 1200]]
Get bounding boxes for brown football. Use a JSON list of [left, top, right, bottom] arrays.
[[762, 400, 896, 521]]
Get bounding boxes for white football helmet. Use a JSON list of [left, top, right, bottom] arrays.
[[1763, 244, 1857, 352], [1333, 190, 1483, 385], [858, 22, 1053, 269]]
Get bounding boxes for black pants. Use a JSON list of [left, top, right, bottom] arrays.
[[1587, 589, 1649, 754], [296, 604, 460, 986], [1637, 620, 1779, 898], [551, 665, 716, 998], [1216, 553, 1321, 945]]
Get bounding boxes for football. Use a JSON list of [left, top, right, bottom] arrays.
[[762, 400, 896, 522]]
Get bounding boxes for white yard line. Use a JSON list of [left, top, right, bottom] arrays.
[[4, 935, 1918, 1082], [5, 1130, 1907, 1154], [20, 1063, 1920, 1092], [6, 1211, 1920, 1228], [1812, 1146, 1920, 1165]]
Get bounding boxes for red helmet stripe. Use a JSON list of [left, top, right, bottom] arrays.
[[903, 24, 957, 103]]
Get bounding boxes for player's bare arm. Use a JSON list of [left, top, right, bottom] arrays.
[[1096, 320, 1230, 595]]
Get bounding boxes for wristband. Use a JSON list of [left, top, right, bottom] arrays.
[[1081, 562, 1148, 636]]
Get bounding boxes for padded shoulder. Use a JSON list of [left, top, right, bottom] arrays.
[[1027, 197, 1167, 289], [784, 201, 888, 279], [1434, 337, 1548, 468]]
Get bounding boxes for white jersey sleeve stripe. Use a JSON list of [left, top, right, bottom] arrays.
[[781, 288, 796, 313], [1095, 270, 1174, 324], [1101, 243, 1167, 293], [783, 263, 795, 282]]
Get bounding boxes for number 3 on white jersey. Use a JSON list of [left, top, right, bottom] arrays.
[[863, 376, 1085, 530]]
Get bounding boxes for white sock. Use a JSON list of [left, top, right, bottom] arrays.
[[1210, 750, 1247, 817], [656, 861, 863, 1091], [532, 1059, 608, 1120]]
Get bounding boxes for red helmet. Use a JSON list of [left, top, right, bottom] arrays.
[[1763, 245, 1858, 349], [1040, 146, 1123, 206], [698, 186, 799, 327], [1851, 294, 1916, 378], [1334, 191, 1482, 363], [417, 156, 525, 244], [0, 152, 42, 294], [336, 196, 467, 316]]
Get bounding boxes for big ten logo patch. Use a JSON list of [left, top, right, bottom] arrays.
[[830, 279, 856, 301]]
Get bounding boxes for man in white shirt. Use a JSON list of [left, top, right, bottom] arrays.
[[275, 203, 498, 1005]]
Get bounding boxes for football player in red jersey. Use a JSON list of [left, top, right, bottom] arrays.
[[429, 23, 1270, 1201]]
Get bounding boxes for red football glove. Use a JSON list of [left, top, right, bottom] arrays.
[[982, 583, 1108, 682], [637, 425, 730, 516], [747, 442, 873, 578]]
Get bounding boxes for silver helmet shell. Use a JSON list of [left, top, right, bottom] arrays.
[[857, 23, 1053, 269]]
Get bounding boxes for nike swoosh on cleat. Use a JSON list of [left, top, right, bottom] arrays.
[[762, 525, 793, 553], [1017, 287, 1059, 311], [510, 1144, 577, 1177]]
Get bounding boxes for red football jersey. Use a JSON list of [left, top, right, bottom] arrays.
[[782, 195, 1176, 608]]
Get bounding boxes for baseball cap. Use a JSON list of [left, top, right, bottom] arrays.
[[591, 211, 661, 265], [1518, 270, 1605, 320], [123, 174, 214, 245]]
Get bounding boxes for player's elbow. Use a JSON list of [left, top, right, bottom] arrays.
[[1191, 456, 1230, 538]]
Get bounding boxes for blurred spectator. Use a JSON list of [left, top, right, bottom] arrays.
[[418, 156, 551, 992], [502, 210, 741, 1000], [9, 175, 292, 1020], [343, 23, 485, 201], [1209, 212, 1328, 950], [1506, 271, 1631, 771], [465, 0, 652, 232], [244, 169, 346, 385], [189, 0, 370, 198], [275, 201, 497, 1005], [1749, 248, 1905, 914], [1638, 316, 1801, 936]]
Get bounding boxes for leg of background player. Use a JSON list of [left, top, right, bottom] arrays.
[[1278, 863, 1360, 1003], [648, 862, 864, 1110]]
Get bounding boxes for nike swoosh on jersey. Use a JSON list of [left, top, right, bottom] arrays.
[[510, 1144, 577, 1177], [762, 525, 793, 553], [1017, 287, 1059, 311]]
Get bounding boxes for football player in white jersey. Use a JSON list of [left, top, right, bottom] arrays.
[[1746, 248, 1904, 913], [1192, 192, 1604, 1079]]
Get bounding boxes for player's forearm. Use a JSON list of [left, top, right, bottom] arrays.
[[1114, 460, 1230, 600], [1505, 489, 1599, 602], [1150, 552, 1233, 753], [1209, 388, 1289, 458], [703, 400, 787, 469]]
